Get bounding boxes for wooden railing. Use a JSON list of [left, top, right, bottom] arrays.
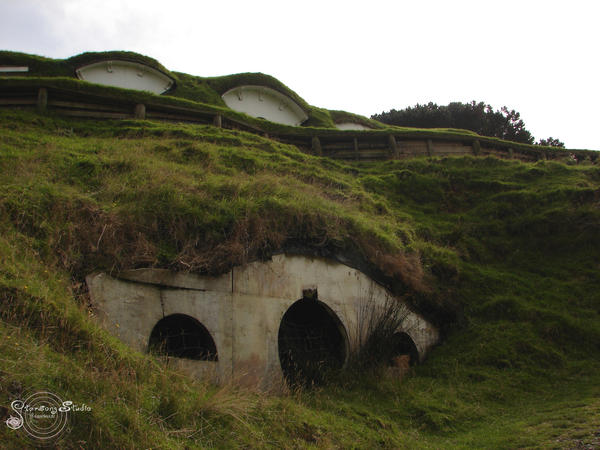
[[1, 84, 596, 164]]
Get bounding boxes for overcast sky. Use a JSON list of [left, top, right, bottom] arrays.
[[1, 0, 599, 149]]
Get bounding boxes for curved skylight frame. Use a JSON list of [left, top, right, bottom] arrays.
[[222, 85, 309, 126], [75, 59, 175, 94]]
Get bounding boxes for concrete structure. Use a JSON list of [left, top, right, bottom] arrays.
[[222, 85, 308, 126], [75, 60, 174, 94], [0, 66, 28, 73], [86, 254, 439, 386], [335, 122, 372, 130]]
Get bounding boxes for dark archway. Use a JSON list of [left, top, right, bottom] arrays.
[[278, 299, 348, 386], [148, 314, 218, 361], [389, 331, 419, 367]]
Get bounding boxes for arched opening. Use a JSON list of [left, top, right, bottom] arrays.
[[75, 60, 174, 94], [388, 331, 419, 367], [148, 314, 218, 361], [221, 85, 308, 126], [278, 298, 348, 386]]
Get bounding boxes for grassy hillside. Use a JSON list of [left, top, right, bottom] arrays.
[[0, 108, 599, 448]]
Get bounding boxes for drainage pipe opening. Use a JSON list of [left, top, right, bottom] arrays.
[[388, 331, 419, 368], [149, 314, 218, 361], [278, 299, 347, 386]]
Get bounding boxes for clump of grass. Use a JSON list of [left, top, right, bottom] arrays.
[[349, 292, 412, 373]]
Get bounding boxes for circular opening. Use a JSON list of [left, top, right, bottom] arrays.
[[278, 299, 347, 386], [388, 332, 419, 367], [149, 314, 218, 361]]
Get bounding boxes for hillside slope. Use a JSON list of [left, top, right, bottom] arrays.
[[0, 109, 599, 448]]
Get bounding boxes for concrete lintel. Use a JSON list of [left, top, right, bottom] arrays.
[[118, 268, 232, 292], [0, 66, 29, 72]]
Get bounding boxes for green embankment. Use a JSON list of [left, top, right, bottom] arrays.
[[0, 108, 599, 448]]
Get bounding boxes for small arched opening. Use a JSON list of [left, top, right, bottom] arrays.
[[278, 298, 348, 386], [148, 314, 218, 361], [388, 331, 419, 367]]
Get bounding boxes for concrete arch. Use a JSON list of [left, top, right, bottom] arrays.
[[221, 85, 308, 126], [86, 254, 439, 385], [75, 60, 174, 94]]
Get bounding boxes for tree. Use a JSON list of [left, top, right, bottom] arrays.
[[536, 137, 565, 148], [372, 101, 537, 145]]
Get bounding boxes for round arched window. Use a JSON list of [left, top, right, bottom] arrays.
[[149, 314, 218, 361]]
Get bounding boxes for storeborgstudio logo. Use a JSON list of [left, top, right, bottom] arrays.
[[5, 391, 91, 445]]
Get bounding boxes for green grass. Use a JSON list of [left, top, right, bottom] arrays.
[[0, 108, 599, 448]]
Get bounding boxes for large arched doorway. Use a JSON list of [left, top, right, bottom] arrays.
[[278, 298, 348, 386], [148, 314, 218, 361]]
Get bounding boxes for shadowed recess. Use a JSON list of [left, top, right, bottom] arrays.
[[389, 331, 419, 367], [278, 299, 347, 386], [148, 314, 218, 361]]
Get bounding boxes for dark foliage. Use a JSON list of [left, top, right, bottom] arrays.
[[372, 101, 537, 144], [536, 136, 565, 148]]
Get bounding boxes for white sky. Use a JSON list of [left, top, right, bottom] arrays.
[[1, 0, 599, 149]]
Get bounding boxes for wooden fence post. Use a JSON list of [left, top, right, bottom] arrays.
[[37, 87, 47, 111], [388, 135, 399, 158], [213, 114, 222, 128], [426, 139, 434, 157], [312, 136, 322, 156], [134, 103, 146, 119]]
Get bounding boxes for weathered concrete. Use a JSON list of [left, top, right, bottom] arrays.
[[0, 66, 29, 73], [75, 60, 174, 94], [221, 85, 308, 126], [86, 254, 439, 385], [335, 122, 372, 130]]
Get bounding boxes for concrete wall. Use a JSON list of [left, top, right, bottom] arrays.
[[75, 60, 174, 94], [86, 254, 439, 385], [221, 85, 308, 126], [335, 122, 372, 131]]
